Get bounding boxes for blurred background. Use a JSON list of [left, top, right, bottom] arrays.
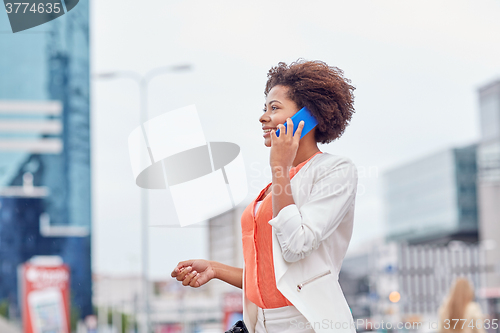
[[1, 0, 500, 332]]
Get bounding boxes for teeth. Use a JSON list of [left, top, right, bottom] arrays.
[[263, 129, 276, 133]]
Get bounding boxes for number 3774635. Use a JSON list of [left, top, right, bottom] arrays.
[[443, 319, 498, 330], [5, 2, 62, 14]]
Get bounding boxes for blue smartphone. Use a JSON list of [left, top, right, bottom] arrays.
[[275, 106, 318, 139]]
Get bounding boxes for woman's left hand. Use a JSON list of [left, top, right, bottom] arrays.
[[270, 118, 304, 169]]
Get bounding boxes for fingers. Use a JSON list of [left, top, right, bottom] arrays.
[[277, 122, 288, 137], [171, 265, 201, 288], [182, 268, 199, 287], [171, 266, 179, 277], [272, 124, 284, 143], [171, 260, 194, 277], [294, 120, 304, 140], [276, 118, 296, 139], [173, 266, 191, 280], [171, 265, 184, 277], [171, 266, 188, 278], [189, 271, 201, 287], [286, 118, 293, 137], [270, 127, 277, 143]]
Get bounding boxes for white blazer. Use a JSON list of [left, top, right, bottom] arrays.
[[242, 152, 358, 333]]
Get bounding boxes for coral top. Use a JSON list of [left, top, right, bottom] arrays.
[[241, 151, 323, 309]]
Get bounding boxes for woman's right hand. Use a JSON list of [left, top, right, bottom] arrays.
[[171, 259, 216, 288]]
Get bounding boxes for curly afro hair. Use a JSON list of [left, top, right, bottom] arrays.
[[265, 59, 355, 144]]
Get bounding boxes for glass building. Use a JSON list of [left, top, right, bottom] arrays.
[[477, 80, 500, 307], [383, 144, 478, 244], [0, 1, 91, 321], [479, 80, 500, 142]]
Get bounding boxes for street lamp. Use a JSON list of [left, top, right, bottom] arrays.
[[95, 64, 192, 333]]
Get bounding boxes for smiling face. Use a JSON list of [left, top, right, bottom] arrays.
[[260, 85, 301, 147]]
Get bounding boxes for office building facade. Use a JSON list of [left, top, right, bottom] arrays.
[[477, 80, 500, 300], [383, 144, 478, 245], [0, 2, 92, 321]]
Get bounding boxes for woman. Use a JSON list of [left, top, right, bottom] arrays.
[[171, 59, 358, 333], [438, 277, 486, 333]]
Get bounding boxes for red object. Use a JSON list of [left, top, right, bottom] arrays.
[[223, 292, 244, 330], [154, 323, 183, 333], [19, 262, 71, 333]]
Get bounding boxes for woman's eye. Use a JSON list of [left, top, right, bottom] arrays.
[[263, 105, 278, 112]]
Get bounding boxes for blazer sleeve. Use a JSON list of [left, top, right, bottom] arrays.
[[268, 157, 358, 263]]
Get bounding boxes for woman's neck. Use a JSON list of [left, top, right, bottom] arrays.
[[292, 143, 321, 167]]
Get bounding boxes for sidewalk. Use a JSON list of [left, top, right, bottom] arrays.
[[0, 317, 21, 333]]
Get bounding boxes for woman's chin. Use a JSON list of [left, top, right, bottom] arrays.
[[264, 138, 271, 147]]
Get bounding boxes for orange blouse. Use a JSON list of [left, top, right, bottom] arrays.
[[241, 151, 323, 309]]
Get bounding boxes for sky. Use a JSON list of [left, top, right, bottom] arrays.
[[91, 0, 500, 279]]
